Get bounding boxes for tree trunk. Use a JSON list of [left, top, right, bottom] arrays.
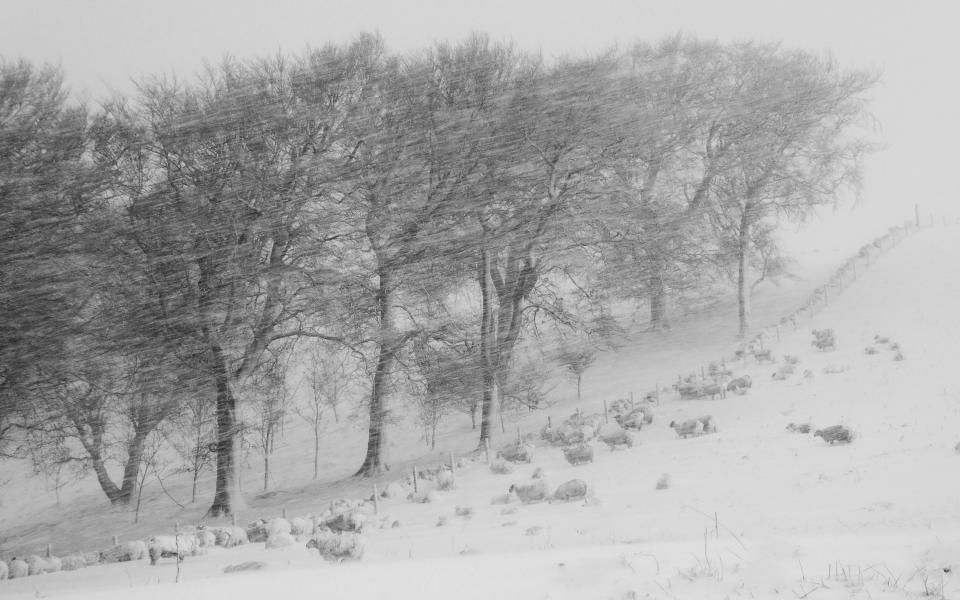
[[263, 449, 269, 491], [117, 429, 150, 503], [90, 455, 125, 505], [478, 247, 497, 449], [208, 349, 240, 517], [313, 421, 320, 480], [737, 209, 752, 337], [355, 268, 394, 477], [648, 270, 669, 330]]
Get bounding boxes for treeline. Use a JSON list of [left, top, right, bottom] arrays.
[[0, 33, 876, 517]]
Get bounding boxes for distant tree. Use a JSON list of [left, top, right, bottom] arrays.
[[295, 342, 361, 479], [595, 37, 732, 330], [243, 365, 289, 491], [707, 43, 877, 335], [347, 35, 519, 476], [473, 52, 626, 448], [555, 341, 597, 403]]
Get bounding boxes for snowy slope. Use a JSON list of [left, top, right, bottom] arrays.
[[3, 224, 960, 599]]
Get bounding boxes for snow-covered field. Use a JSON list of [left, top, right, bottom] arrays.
[[3, 224, 960, 599]]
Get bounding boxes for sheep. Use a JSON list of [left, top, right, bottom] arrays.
[[246, 519, 269, 543], [752, 348, 775, 363], [319, 509, 366, 533], [25, 555, 60, 575], [490, 460, 514, 475], [823, 364, 850, 375], [436, 468, 455, 490], [99, 540, 148, 563], [497, 441, 534, 463], [697, 415, 718, 434], [82, 551, 101, 566], [0, 559, 7, 580], [216, 526, 248, 548], [615, 408, 646, 430], [550, 479, 589, 503], [59, 554, 87, 571], [786, 422, 812, 434], [306, 530, 364, 562], [194, 529, 217, 548], [267, 517, 292, 538], [562, 443, 594, 465], [701, 382, 726, 400], [289, 516, 313, 537], [147, 534, 200, 566], [597, 424, 634, 451], [265, 531, 296, 549], [8, 558, 28, 579], [381, 480, 406, 499], [508, 479, 551, 504], [670, 419, 704, 439], [812, 328, 837, 351], [726, 375, 752, 394], [814, 425, 854, 445]]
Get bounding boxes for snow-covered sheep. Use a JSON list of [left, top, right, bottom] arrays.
[[407, 489, 437, 504], [246, 519, 269, 543], [381, 480, 407, 499], [0, 559, 7, 580], [319, 509, 365, 534], [82, 551, 101, 566], [786, 422, 812, 434], [497, 441, 534, 463], [811, 328, 837, 351], [25, 555, 60, 575], [509, 479, 551, 504], [670, 419, 704, 439], [265, 532, 296, 549], [696, 415, 717, 434], [267, 517, 292, 538], [436, 468, 455, 490], [209, 526, 248, 548], [306, 530, 364, 562], [289, 516, 313, 537], [726, 375, 752, 394], [615, 408, 646, 430], [147, 534, 200, 566], [597, 424, 633, 450], [814, 425, 854, 445], [8, 558, 28, 579], [562, 443, 594, 465], [550, 479, 589, 503], [490, 460, 513, 475], [59, 554, 86, 571], [752, 348, 775, 363], [194, 529, 216, 548]]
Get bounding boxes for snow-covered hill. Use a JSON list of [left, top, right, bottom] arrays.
[[2, 224, 959, 599]]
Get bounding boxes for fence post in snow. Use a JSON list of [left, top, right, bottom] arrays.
[[112, 535, 119, 546], [373, 483, 380, 515], [412, 467, 418, 494], [603, 399, 608, 424]]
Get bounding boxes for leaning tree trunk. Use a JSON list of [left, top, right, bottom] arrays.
[[208, 348, 241, 517], [355, 268, 394, 477], [736, 209, 752, 338], [117, 429, 150, 503]]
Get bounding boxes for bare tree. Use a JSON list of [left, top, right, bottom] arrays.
[[706, 43, 877, 335]]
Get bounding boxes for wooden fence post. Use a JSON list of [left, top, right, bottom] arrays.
[[373, 483, 380, 515], [412, 467, 418, 494], [603, 399, 608, 424]]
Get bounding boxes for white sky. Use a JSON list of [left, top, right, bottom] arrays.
[[2, 0, 957, 246]]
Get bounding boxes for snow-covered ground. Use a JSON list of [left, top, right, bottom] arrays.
[[3, 223, 960, 599]]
